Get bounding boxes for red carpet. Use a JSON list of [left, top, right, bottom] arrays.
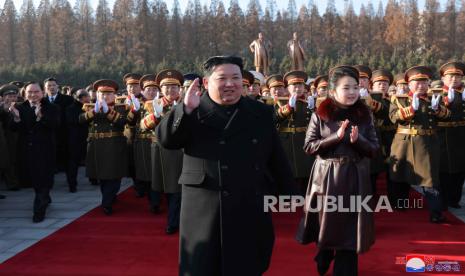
[[1, 177, 465, 276]]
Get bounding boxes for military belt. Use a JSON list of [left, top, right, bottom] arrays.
[[279, 127, 307, 133], [396, 127, 436, 136], [136, 133, 154, 140], [379, 125, 397, 132], [437, 121, 465, 127], [88, 132, 125, 139]]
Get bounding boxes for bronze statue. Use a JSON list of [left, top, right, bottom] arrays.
[[249, 32, 271, 76], [287, 32, 307, 71]]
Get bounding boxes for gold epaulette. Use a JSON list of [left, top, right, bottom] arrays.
[[259, 96, 274, 105], [115, 96, 127, 105], [144, 101, 154, 113], [82, 103, 95, 112]]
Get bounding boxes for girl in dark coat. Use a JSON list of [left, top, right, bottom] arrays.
[[296, 65, 379, 276]]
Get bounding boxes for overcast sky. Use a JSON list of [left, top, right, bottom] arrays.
[[8, 0, 450, 14]]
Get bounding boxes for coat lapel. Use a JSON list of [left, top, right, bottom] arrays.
[[222, 97, 260, 138]]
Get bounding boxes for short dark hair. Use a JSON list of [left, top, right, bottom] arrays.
[[203, 56, 244, 76], [24, 81, 44, 91], [329, 65, 359, 91], [44, 77, 57, 84]]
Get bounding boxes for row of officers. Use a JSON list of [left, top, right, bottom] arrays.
[[1, 61, 464, 228]]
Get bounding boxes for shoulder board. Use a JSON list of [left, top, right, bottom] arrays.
[[115, 96, 127, 105], [82, 103, 95, 111], [144, 101, 154, 113]]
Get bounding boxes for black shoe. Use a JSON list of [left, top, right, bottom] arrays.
[[430, 215, 446, 224], [165, 226, 178, 235], [69, 186, 77, 193], [150, 206, 160, 214], [315, 250, 334, 276], [0, 194, 5, 199], [449, 203, 462, 209], [103, 206, 113, 216], [33, 212, 45, 223]]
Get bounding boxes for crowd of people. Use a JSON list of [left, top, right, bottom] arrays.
[[0, 56, 464, 276]]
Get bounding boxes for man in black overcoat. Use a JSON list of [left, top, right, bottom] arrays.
[[9, 82, 60, 222], [156, 56, 296, 276]]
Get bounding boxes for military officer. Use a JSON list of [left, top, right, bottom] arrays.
[[79, 79, 128, 215], [394, 73, 409, 95], [122, 73, 145, 197], [181, 73, 202, 101], [249, 70, 265, 101], [389, 66, 450, 223], [276, 70, 315, 194], [355, 65, 372, 97], [437, 61, 465, 209], [266, 74, 287, 98], [0, 84, 20, 191], [313, 75, 328, 109], [140, 69, 184, 234], [241, 70, 254, 97], [127, 74, 161, 213]]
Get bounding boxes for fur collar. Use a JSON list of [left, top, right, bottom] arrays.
[[316, 97, 371, 124]]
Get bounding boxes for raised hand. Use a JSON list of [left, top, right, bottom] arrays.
[[307, 95, 315, 110], [337, 119, 350, 140], [131, 95, 140, 111], [411, 92, 420, 111], [152, 98, 163, 118], [350, 125, 359, 143], [101, 100, 109, 113], [448, 87, 455, 102], [431, 94, 440, 111], [9, 102, 20, 121], [94, 100, 100, 113], [183, 78, 202, 115], [288, 94, 297, 108]]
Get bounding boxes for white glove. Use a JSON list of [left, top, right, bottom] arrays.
[[307, 95, 315, 110], [448, 87, 455, 102], [412, 93, 420, 111], [101, 100, 109, 113], [94, 100, 100, 113], [396, 88, 405, 95], [359, 88, 369, 97], [462, 91, 465, 101], [152, 99, 163, 118], [431, 94, 440, 111], [156, 91, 160, 99], [131, 95, 140, 111], [288, 94, 297, 108], [173, 100, 177, 106], [125, 96, 132, 106]]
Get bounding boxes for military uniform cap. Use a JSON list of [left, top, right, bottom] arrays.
[[242, 70, 255, 87], [313, 75, 329, 89], [9, 81, 24, 88], [354, 65, 372, 79], [404, 66, 433, 82], [439, 61, 465, 77], [123, 73, 142, 85], [183, 73, 203, 87], [250, 71, 265, 85], [156, 69, 184, 87], [93, 79, 119, 93], [371, 69, 393, 85], [265, 74, 285, 89], [284, 70, 308, 86], [0, 84, 19, 97], [394, 73, 407, 85], [140, 74, 159, 90]]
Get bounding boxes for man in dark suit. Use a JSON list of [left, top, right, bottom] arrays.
[[65, 89, 91, 192], [9, 82, 60, 223], [44, 78, 74, 179], [156, 56, 296, 276]]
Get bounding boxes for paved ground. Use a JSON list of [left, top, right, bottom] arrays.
[[0, 167, 132, 263], [0, 170, 464, 265]]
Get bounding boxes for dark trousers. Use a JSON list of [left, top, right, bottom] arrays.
[[439, 173, 465, 207], [66, 158, 80, 189], [315, 249, 358, 276], [423, 187, 443, 218], [151, 192, 181, 228], [133, 179, 146, 196], [389, 181, 411, 209], [33, 179, 53, 213], [139, 181, 160, 207], [100, 179, 121, 208]]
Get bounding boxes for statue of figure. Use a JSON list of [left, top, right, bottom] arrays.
[[249, 32, 272, 76], [287, 32, 307, 71]]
